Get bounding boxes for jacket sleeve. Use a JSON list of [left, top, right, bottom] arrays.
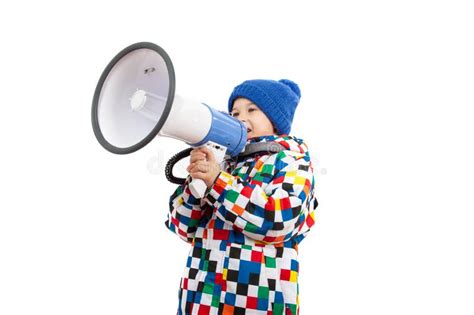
[[165, 175, 209, 244], [203, 152, 316, 244]]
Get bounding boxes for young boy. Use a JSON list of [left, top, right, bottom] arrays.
[[166, 79, 317, 315]]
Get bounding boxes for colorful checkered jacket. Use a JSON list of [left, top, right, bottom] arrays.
[[166, 135, 317, 315]]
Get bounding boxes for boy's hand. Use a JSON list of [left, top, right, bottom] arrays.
[[186, 147, 222, 189]]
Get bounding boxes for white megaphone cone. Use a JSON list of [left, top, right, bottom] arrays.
[[91, 42, 247, 198]]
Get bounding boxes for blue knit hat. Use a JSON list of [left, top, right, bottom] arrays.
[[228, 79, 301, 135]]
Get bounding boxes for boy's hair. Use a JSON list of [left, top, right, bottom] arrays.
[[228, 79, 301, 135]]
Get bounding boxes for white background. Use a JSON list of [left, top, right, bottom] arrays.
[[1, 1, 473, 314]]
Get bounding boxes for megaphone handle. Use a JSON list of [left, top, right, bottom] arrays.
[[189, 178, 208, 199], [188, 141, 227, 198]]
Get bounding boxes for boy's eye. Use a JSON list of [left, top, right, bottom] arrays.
[[231, 108, 256, 117]]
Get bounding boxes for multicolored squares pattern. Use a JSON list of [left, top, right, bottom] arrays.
[[166, 135, 317, 314]]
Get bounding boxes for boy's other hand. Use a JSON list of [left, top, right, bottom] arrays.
[[187, 147, 222, 189]]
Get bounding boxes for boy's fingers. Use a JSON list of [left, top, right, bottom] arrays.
[[190, 149, 205, 156], [190, 154, 206, 163], [190, 150, 207, 158], [196, 147, 215, 162], [188, 162, 209, 174]]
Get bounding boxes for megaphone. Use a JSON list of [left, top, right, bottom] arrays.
[[91, 42, 247, 198]]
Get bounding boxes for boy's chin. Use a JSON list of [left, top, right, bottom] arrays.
[[247, 132, 277, 139], [247, 132, 275, 139], [247, 132, 258, 139]]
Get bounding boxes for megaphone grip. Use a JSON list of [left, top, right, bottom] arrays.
[[189, 178, 208, 199], [187, 141, 227, 198]]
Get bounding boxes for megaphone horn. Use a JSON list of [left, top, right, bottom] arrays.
[[91, 42, 247, 198]]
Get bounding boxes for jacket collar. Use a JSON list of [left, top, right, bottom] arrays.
[[245, 134, 309, 155]]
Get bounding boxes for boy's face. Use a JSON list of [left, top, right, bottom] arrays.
[[230, 97, 277, 139]]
